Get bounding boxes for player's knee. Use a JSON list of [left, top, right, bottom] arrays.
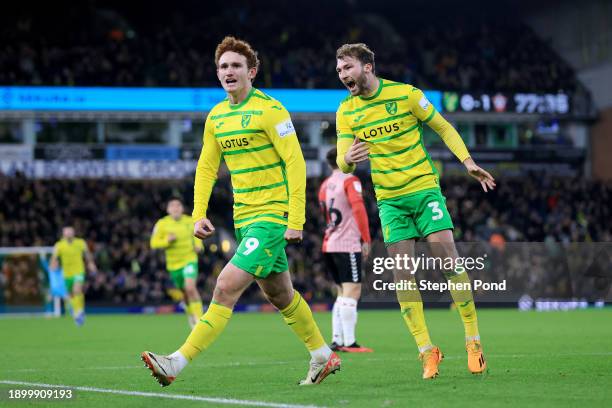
[[264, 288, 292, 309], [213, 277, 239, 305]]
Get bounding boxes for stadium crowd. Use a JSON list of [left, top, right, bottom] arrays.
[[1, 1, 578, 93], [0, 171, 610, 305]]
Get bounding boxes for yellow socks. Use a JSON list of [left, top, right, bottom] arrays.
[[449, 272, 480, 340], [70, 294, 84, 315], [280, 291, 326, 352], [188, 301, 204, 319], [399, 301, 432, 352], [397, 277, 432, 352], [395, 270, 480, 351], [179, 302, 232, 361]]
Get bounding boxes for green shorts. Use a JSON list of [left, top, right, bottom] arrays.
[[230, 222, 289, 278], [378, 188, 454, 245], [169, 261, 198, 289], [64, 273, 85, 293]]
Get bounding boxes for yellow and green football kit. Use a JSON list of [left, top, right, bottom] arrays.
[[53, 237, 87, 316], [336, 78, 480, 350], [178, 88, 326, 363], [150, 214, 203, 288], [151, 214, 203, 319], [336, 78, 470, 244], [54, 238, 87, 292], [192, 87, 306, 277]]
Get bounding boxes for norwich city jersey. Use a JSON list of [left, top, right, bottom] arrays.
[[53, 238, 87, 277], [193, 87, 306, 230], [336, 78, 470, 201], [150, 215, 202, 271]]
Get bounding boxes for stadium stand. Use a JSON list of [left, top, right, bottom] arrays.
[[1, 172, 609, 304], [0, 1, 580, 92]]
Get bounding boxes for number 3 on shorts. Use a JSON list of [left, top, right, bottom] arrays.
[[428, 201, 444, 220], [242, 237, 260, 255]]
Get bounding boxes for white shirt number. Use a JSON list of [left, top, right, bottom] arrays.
[[428, 201, 443, 221], [242, 238, 260, 255]]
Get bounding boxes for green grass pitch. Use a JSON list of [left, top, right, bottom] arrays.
[[1, 308, 610, 407]]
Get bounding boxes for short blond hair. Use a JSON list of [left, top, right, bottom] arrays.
[[215, 36, 260, 70], [336, 43, 375, 72]]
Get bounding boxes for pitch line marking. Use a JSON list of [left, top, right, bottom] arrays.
[[0, 380, 324, 408]]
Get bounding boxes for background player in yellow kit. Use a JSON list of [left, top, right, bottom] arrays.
[[335, 43, 495, 379], [50, 225, 97, 326], [150, 197, 204, 328], [141, 36, 340, 387]]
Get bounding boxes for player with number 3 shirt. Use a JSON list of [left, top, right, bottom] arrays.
[[334, 43, 495, 379]]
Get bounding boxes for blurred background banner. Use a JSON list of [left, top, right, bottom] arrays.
[[0, 86, 444, 113], [0, 87, 575, 115]]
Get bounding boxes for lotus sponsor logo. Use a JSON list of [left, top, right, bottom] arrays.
[[360, 123, 400, 139], [220, 137, 249, 149]]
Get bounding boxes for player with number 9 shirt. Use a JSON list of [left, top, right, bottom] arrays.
[[141, 36, 340, 388]]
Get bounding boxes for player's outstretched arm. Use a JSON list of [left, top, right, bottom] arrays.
[[463, 157, 496, 192], [408, 87, 495, 192]]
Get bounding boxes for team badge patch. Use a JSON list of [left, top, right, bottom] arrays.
[[385, 101, 398, 115], [241, 114, 252, 128]]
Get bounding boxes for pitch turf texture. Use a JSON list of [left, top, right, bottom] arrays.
[[1, 309, 610, 408]]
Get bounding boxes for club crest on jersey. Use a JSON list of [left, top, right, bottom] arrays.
[[385, 101, 398, 115], [241, 115, 252, 128]]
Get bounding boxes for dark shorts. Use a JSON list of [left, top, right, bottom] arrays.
[[323, 252, 362, 284]]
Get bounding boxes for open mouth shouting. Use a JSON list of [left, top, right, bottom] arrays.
[[344, 79, 358, 93]]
